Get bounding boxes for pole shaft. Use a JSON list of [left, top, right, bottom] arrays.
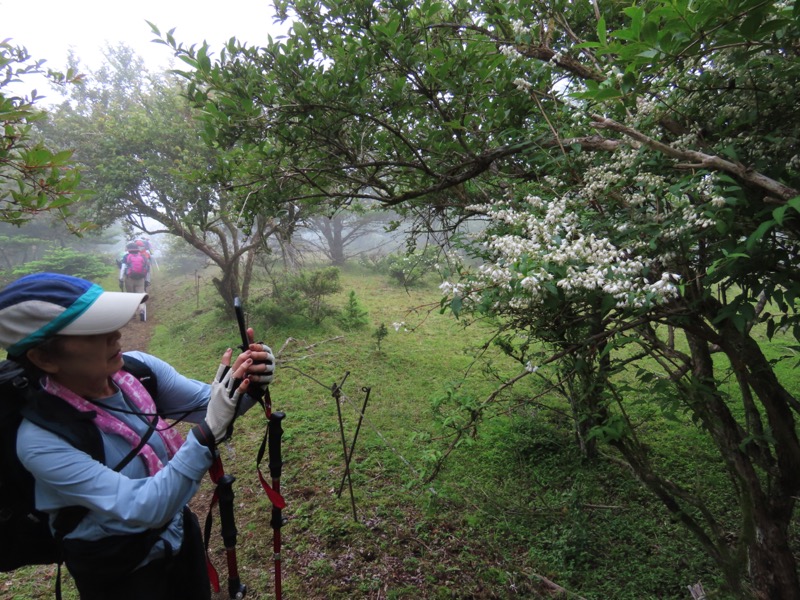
[[268, 411, 285, 600]]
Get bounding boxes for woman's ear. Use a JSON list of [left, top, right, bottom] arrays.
[[26, 347, 60, 374]]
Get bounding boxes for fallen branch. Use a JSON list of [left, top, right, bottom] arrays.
[[277, 335, 344, 357], [530, 572, 590, 599]]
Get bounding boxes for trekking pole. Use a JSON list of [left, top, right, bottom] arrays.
[[268, 409, 286, 600], [217, 474, 247, 600], [337, 386, 371, 499], [218, 473, 246, 599], [254, 388, 287, 600], [235, 297, 287, 600], [204, 457, 247, 599], [200, 294, 255, 600]]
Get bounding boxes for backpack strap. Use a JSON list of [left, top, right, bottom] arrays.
[[20, 357, 159, 538], [20, 393, 105, 541], [20, 356, 157, 461], [122, 355, 158, 399], [21, 393, 105, 463]]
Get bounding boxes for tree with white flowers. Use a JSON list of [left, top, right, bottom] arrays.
[[162, 0, 800, 596]]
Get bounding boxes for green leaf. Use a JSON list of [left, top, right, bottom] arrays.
[[746, 220, 775, 251], [622, 6, 644, 37], [597, 17, 607, 46], [773, 204, 789, 225], [450, 295, 462, 317], [740, 10, 766, 38]]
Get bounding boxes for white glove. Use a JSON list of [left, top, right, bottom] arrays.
[[205, 360, 248, 443]]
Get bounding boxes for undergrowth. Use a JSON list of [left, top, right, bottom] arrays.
[[4, 263, 781, 598], [143, 264, 736, 599]]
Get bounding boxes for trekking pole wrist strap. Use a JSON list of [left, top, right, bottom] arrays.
[[192, 422, 217, 451]]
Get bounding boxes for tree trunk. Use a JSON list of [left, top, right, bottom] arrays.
[[212, 263, 241, 310], [747, 515, 800, 599], [329, 221, 345, 266], [679, 320, 800, 599], [713, 323, 800, 599]]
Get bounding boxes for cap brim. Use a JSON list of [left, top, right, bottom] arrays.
[[59, 291, 148, 336]]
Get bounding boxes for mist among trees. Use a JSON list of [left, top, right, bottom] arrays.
[[3, 1, 800, 597]]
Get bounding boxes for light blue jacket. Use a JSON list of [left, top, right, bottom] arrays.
[[16, 351, 217, 564]]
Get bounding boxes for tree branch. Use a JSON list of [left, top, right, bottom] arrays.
[[590, 114, 799, 202]]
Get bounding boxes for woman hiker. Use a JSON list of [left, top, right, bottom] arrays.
[[0, 272, 275, 599]]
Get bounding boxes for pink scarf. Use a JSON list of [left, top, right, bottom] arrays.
[[43, 370, 184, 475]]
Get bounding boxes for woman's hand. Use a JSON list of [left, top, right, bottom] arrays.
[[200, 348, 251, 445], [238, 327, 276, 393]]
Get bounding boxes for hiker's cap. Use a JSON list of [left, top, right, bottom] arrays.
[[0, 273, 147, 356], [126, 241, 140, 251]]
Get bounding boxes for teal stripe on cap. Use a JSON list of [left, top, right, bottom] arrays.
[[7, 284, 104, 356]]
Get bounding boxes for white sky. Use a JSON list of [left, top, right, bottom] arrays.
[[2, 0, 287, 92]]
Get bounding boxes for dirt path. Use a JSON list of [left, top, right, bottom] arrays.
[[118, 289, 160, 352], [119, 276, 191, 350]]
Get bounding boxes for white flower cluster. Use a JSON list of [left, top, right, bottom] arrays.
[[634, 95, 659, 120], [511, 19, 531, 37], [500, 45, 523, 62], [576, 146, 718, 242], [439, 280, 484, 307], [513, 78, 533, 92], [695, 173, 727, 208], [581, 146, 644, 204], [442, 194, 682, 312], [669, 133, 699, 151]]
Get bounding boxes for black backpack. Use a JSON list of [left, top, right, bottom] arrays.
[[0, 356, 157, 572]]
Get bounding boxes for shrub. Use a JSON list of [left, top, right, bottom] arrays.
[[373, 322, 388, 351], [255, 267, 343, 326], [12, 247, 114, 281], [368, 247, 440, 287]]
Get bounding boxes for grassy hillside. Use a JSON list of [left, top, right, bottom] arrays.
[[2, 263, 757, 599], [146, 264, 730, 600]]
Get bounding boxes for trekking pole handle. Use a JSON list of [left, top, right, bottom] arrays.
[[217, 473, 247, 599], [268, 411, 285, 487], [217, 474, 238, 549], [234, 297, 249, 352]]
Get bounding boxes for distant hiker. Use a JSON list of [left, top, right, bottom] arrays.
[[119, 242, 150, 320], [0, 272, 275, 600], [120, 242, 150, 291], [135, 237, 160, 272], [135, 238, 153, 258]]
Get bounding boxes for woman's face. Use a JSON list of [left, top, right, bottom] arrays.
[[29, 330, 124, 388]]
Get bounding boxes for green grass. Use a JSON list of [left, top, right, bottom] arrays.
[[142, 264, 735, 599], [5, 262, 782, 599]]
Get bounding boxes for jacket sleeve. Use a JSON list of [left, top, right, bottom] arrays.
[[17, 421, 214, 529], [123, 351, 257, 423]]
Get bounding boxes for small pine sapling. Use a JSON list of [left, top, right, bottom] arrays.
[[372, 322, 388, 352], [338, 290, 369, 330]]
